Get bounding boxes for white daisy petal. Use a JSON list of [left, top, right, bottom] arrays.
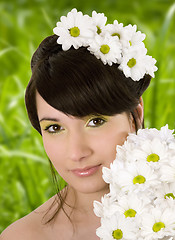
[[53, 8, 96, 51], [119, 44, 150, 81], [93, 194, 119, 218], [141, 207, 175, 239], [96, 213, 138, 239], [94, 125, 175, 239], [92, 10, 107, 35], [124, 24, 146, 48], [88, 34, 122, 65], [160, 161, 175, 182], [104, 20, 125, 41], [53, 8, 158, 80]]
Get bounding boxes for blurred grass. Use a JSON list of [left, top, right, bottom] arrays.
[[0, 0, 175, 232]]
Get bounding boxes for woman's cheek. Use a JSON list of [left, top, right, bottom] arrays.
[[42, 138, 57, 160]]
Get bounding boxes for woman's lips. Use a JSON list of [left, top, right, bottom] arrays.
[[71, 164, 101, 177]]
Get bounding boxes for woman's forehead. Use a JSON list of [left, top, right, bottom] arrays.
[[36, 91, 61, 117], [36, 91, 84, 122]]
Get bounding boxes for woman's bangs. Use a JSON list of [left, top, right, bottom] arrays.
[[35, 47, 139, 118]]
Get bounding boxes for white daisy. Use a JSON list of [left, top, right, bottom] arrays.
[[115, 142, 139, 168], [141, 207, 175, 239], [118, 44, 150, 81], [154, 183, 175, 211], [168, 142, 175, 163], [93, 194, 119, 218], [114, 161, 160, 193], [53, 8, 96, 50], [115, 145, 127, 161], [160, 160, 175, 182], [144, 55, 158, 78], [154, 182, 175, 202], [169, 141, 175, 150], [96, 213, 138, 240], [53, 8, 158, 82], [155, 196, 175, 211], [116, 136, 142, 165], [91, 10, 107, 35], [88, 34, 122, 65], [159, 125, 174, 144], [127, 125, 174, 146], [127, 128, 159, 144], [131, 138, 169, 169], [102, 163, 116, 185], [102, 161, 123, 198], [123, 24, 146, 49], [115, 193, 150, 222], [103, 159, 125, 186], [93, 125, 175, 239], [104, 20, 125, 42]]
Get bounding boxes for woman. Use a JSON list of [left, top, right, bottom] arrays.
[[1, 9, 157, 240]]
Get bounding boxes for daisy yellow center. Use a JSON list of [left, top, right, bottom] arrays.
[[164, 193, 175, 199], [133, 175, 146, 184], [112, 229, 123, 239], [112, 32, 120, 39], [147, 153, 160, 162], [100, 44, 110, 54], [69, 27, 80, 37], [124, 209, 137, 218], [97, 26, 101, 34], [152, 222, 165, 232], [127, 58, 136, 68]]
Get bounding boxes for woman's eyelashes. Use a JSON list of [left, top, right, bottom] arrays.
[[43, 124, 64, 134], [86, 116, 107, 128], [42, 116, 108, 134]]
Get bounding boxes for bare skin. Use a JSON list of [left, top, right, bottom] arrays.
[[1, 94, 144, 240], [1, 187, 105, 240]]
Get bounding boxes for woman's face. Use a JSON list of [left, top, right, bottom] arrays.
[[36, 92, 135, 194]]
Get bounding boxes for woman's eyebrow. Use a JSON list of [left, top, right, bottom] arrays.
[[39, 117, 60, 123]]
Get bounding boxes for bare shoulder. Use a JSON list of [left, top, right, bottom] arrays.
[[0, 215, 38, 240], [1, 195, 58, 240]]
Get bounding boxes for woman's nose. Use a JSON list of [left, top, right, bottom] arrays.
[[66, 131, 92, 162]]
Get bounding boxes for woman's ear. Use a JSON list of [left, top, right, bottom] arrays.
[[136, 97, 144, 128], [130, 97, 144, 131], [138, 97, 144, 122]]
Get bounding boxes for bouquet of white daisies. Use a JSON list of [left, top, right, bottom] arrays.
[[94, 125, 175, 240]]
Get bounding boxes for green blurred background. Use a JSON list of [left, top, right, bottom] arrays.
[[0, 0, 175, 232]]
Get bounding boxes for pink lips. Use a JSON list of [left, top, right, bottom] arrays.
[[71, 164, 101, 177]]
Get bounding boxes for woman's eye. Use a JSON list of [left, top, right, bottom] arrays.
[[87, 118, 106, 127], [44, 124, 63, 134]]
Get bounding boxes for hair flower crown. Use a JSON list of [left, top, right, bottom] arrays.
[[53, 8, 158, 81]]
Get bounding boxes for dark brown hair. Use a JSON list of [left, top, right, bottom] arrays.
[[25, 34, 151, 223]]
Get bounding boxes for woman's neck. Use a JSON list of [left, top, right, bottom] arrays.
[[64, 185, 109, 217]]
